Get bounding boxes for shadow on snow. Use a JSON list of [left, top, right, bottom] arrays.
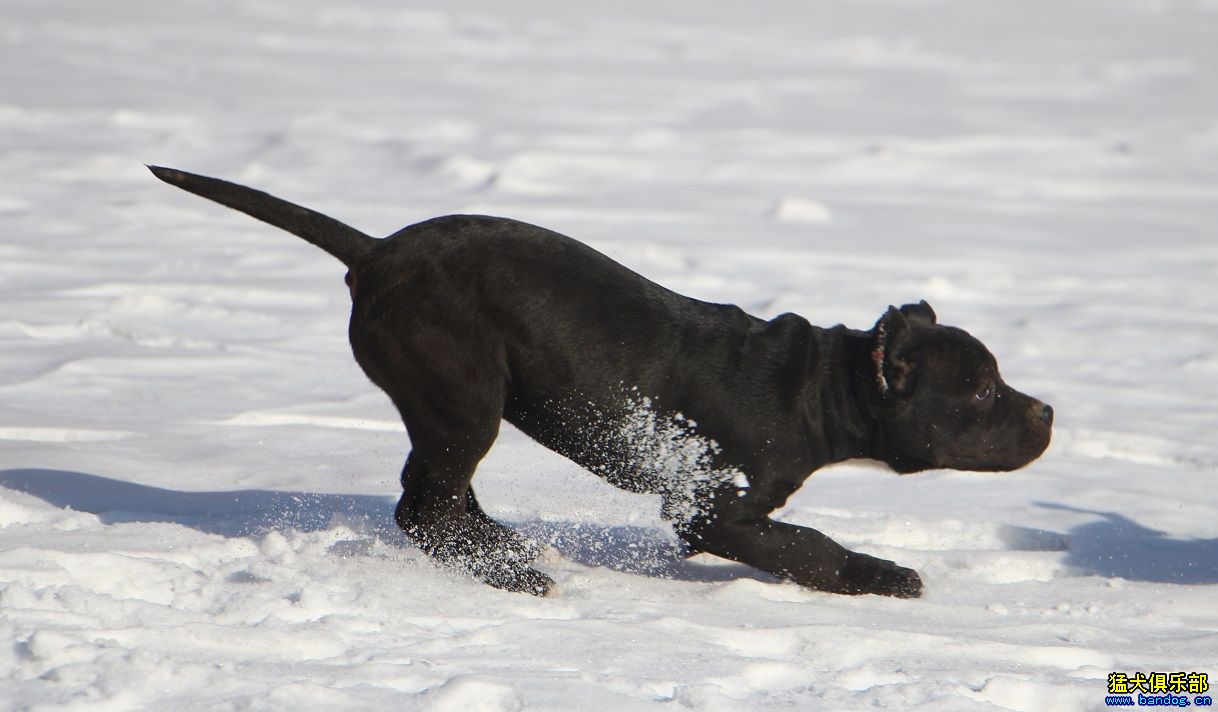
[[1037, 502, 1218, 585], [0, 468, 770, 585], [13, 470, 1209, 586]]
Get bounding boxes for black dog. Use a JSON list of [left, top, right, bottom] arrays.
[[150, 166, 1052, 599]]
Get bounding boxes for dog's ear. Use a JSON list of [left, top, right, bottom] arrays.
[[899, 300, 936, 326], [873, 306, 920, 397]]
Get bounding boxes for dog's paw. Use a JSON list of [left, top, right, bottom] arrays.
[[522, 568, 557, 597], [841, 554, 923, 599], [483, 565, 554, 597], [876, 565, 923, 599]]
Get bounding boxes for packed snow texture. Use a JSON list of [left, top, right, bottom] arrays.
[[3, 0, 1218, 709]]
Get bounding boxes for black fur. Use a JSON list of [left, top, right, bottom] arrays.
[[150, 167, 1052, 598]]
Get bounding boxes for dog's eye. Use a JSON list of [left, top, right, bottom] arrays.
[[975, 383, 994, 402]]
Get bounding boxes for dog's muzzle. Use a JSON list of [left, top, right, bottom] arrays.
[[1035, 402, 1054, 428]]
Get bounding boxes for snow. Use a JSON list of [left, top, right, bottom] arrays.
[[3, 0, 1218, 709]]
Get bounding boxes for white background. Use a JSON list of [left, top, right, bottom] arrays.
[[2, 0, 1217, 709]]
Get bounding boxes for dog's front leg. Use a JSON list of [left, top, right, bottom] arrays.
[[678, 507, 923, 598]]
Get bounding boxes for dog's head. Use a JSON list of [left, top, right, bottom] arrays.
[[867, 301, 1052, 473]]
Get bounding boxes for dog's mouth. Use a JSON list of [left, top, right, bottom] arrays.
[[895, 417, 1053, 474], [944, 429, 1052, 473]]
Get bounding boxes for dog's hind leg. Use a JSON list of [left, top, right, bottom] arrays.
[[351, 303, 549, 594], [393, 413, 552, 596]]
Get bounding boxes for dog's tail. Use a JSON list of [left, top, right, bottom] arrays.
[[148, 165, 375, 267]]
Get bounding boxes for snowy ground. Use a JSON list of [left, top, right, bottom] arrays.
[[3, 0, 1218, 709]]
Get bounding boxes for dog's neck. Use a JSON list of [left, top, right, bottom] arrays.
[[805, 325, 881, 466]]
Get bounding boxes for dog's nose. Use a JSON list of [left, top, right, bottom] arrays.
[[1038, 403, 1054, 427]]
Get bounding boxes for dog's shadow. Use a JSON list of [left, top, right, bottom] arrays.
[[8, 470, 1215, 587], [0, 467, 396, 538], [0, 468, 770, 585], [1035, 502, 1218, 585]]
